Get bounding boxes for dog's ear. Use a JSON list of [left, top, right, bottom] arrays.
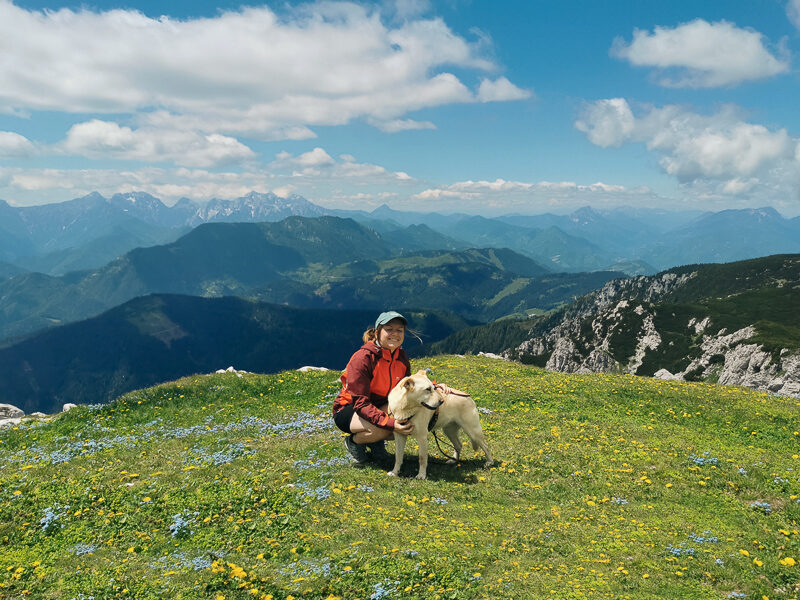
[[416, 369, 427, 376], [403, 378, 415, 390]]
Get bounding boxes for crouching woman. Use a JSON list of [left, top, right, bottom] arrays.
[[333, 311, 414, 466]]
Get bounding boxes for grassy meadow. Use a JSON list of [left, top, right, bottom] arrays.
[[1, 355, 798, 599]]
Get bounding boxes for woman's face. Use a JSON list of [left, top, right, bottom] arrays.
[[378, 319, 405, 352]]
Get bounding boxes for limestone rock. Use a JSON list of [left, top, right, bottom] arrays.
[[477, 352, 508, 361], [0, 403, 23, 419], [654, 369, 681, 381]]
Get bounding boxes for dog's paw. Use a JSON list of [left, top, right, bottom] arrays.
[[483, 460, 494, 468], [415, 473, 427, 480], [445, 458, 457, 465], [387, 471, 398, 477]]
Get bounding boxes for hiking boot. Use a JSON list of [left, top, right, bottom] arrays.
[[344, 435, 368, 467], [366, 441, 393, 464]]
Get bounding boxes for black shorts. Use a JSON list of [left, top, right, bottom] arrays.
[[333, 404, 355, 433]]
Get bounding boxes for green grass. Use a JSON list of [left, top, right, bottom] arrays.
[[1, 356, 799, 600]]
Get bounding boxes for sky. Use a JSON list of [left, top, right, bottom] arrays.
[[1, 0, 799, 216]]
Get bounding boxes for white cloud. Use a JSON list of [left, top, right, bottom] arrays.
[[388, 0, 431, 21], [0, 1, 526, 143], [476, 77, 532, 102], [576, 98, 800, 201], [269, 148, 414, 182], [414, 188, 476, 200], [789, 0, 800, 30], [574, 98, 635, 147], [0, 131, 36, 158], [612, 19, 790, 87], [450, 178, 533, 192], [60, 120, 255, 167], [722, 178, 758, 195], [293, 148, 336, 168], [368, 118, 436, 132], [411, 178, 656, 213], [656, 122, 793, 180]]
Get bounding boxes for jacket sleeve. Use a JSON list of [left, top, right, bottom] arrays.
[[345, 351, 396, 430]]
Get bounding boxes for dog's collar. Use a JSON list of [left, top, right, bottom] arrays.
[[420, 400, 439, 411]]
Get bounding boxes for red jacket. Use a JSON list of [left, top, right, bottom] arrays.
[[333, 342, 411, 430]]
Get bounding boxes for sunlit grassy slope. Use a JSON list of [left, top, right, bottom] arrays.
[[1, 356, 799, 600]]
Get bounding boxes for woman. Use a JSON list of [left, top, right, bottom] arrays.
[[333, 311, 415, 466]]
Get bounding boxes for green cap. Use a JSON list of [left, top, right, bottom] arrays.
[[375, 311, 407, 329]]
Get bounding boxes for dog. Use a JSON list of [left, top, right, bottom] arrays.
[[387, 370, 493, 480]]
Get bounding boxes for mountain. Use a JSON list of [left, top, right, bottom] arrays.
[[17, 192, 140, 253], [108, 191, 189, 228], [496, 205, 657, 255], [0, 262, 26, 283], [11, 223, 187, 275], [254, 248, 618, 322], [430, 215, 613, 272], [642, 207, 800, 270], [0, 200, 36, 261], [355, 220, 467, 254], [185, 191, 327, 226], [0, 294, 472, 413], [0, 192, 334, 272], [0, 193, 185, 272], [0, 213, 618, 343], [2, 217, 528, 342], [488, 254, 800, 397], [0, 216, 382, 341]]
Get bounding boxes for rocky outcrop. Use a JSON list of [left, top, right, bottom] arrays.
[[0, 402, 80, 428], [681, 330, 800, 397], [513, 298, 662, 376], [504, 263, 800, 398], [0, 403, 24, 427]]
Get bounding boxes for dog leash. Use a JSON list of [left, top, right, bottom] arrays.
[[432, 431, 458, 462]]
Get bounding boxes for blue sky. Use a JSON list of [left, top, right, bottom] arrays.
[[1, 0, 799, 215]]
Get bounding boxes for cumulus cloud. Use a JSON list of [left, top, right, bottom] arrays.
[[476, 77, 532, 102], [0, 0, 526, 143], [612, 19, 790, 87], [61, 120, 255, 167], [0, 131, 36, 158], [576, 98, 800, 199], [574, 98, 635, 147], [789, 0, 800, 30]]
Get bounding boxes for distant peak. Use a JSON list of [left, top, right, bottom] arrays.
[[79, 191, 106, 202], [571, 206, 599, 221], [109, 191, 164, 206], [751, 206, 780, 218]]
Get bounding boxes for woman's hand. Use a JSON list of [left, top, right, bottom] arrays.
[[393, 420, 414, 435]]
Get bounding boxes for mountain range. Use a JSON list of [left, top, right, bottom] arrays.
[[3, 191, 800, 277], [3, 190, 800, 409], [0, 216, 621, 342]]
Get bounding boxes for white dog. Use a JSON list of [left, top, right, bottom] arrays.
[[387, 370, 493, 480]]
